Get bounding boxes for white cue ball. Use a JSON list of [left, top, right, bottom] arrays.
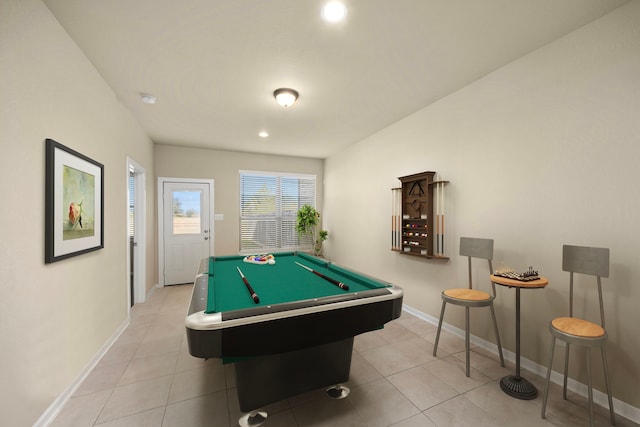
[[268, 259, 276, 265]]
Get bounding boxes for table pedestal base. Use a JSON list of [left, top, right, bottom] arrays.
[[326, 385, 350, 399], [239, 410, 268, 427], [500, 375, 537, 400]]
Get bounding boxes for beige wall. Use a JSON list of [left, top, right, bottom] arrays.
[[154, 145, 324, 256], [3, 0, 639, 424], [0, 0, 155, 425], [324, 1, 640, 415]]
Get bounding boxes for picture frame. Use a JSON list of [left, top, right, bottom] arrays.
[[45, 138, 104, 263]]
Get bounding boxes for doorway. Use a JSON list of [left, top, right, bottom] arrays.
[[126, 158, 146, 306], [158, 178, 214, 286]]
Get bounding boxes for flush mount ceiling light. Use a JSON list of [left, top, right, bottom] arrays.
[[140, 93, 157, 104], [322, 1, 347, 23], [273, 88, 299, 107]]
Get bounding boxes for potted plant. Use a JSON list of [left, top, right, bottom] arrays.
[[315, 229, 329, 256], [295, 205, 328, 256]]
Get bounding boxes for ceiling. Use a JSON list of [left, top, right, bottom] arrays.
[[43, 0, 628, 159]]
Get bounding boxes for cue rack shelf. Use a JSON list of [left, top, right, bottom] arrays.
[[391, 171, 449, 259]]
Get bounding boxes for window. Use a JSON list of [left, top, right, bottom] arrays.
[[240, 171, 316, 252], [171, 190, 202, 235], [128, 169, 135, 239]]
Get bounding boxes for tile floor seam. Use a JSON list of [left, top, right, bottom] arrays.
[[89, 387, 115, 427], [45, 284, 639, 427]]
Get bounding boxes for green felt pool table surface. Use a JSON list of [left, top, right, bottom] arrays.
[[205, 252, 391, 314]]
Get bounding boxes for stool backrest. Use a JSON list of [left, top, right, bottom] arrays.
[[460, 237, 494, 293], [460, 237, 493, 260], [562, 245, 609, 278], [562, 244, 610, 327]]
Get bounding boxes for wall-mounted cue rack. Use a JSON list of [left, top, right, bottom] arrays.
[[391, 171, 449, 259]]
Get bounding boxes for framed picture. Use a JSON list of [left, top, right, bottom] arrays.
[[45, 138, 104, 263]]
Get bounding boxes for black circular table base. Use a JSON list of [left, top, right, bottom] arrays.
[[239, 410, 268, 427], [326, 385, 350, 399], [500, 375, 538, 400]]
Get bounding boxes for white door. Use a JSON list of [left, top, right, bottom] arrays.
[[162, 181, 212, 285]]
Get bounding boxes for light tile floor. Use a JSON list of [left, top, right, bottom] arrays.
[[51, 284, 638, 427]]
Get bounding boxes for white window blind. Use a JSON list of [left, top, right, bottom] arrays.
[[240, 171, 316, 252], [128, 170, 135, 238]]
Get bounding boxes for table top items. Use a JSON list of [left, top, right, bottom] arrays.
[[243, 253, 276, 264], [494, 266, 540, 281]]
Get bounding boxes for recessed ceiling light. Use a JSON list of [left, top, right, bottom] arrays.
[[140, 93, 157, 104], [259, 131, 269, 138], [322, 1, 347, 23]]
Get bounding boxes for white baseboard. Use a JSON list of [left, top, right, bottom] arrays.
[[37, 284, 161, 425], [34, 302, 639, 426], [145, 283, 160, 301], [33, 317, 130, 427], [402, 304, 640, 424]]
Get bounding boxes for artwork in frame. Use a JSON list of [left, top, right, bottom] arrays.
[[45, 138, 104, 263]]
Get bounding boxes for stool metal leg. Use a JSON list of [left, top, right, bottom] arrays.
[[587, 349, 594, 427], [465, 306, 470, 377], [433, 301, 446, 357], [563, 343, 571, 400], [601, 346, 616, 426], [541, 336, 556, 419]]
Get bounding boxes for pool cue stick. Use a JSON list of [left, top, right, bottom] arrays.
[[394, 190, 399, 250], [436, 182, 439, 255], [392, 189, 399, 250], [294, 261, 349, 291], [395, 189, 401, 250], [438, 181, 443, 255], [440, 181, 444, 255], [396, 189, 402, 250], [236, 266, 260, 303], [391, 198, 395, 249], [439, 182, 444, 255], [435, 181, 440, 255], [391, 215, 396, 249]]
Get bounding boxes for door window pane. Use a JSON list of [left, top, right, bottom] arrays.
[[173, 190, 202, 235]]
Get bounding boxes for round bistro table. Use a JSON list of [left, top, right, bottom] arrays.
[[490, 274, 549, 400]]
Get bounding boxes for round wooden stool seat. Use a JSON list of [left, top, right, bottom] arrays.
[[551, 317, 605, 338], [443, 288, 491, 301]]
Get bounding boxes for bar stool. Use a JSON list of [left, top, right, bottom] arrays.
[[541, 245, 615, 427], [432, 237, 504, 377]]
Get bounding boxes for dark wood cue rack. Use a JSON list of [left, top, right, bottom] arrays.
[[394, 171, 449, 259]]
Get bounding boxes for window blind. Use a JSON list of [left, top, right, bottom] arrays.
[[240, 171, 316, 252], [128, 170, 135, 238]]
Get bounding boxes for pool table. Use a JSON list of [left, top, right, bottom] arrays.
[[185, 252, 403, 414]]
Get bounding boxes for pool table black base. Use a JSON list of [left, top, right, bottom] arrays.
[[234, 337, 353, 412], [185, 253, 404, 419], [187, 297, 401, 359]]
